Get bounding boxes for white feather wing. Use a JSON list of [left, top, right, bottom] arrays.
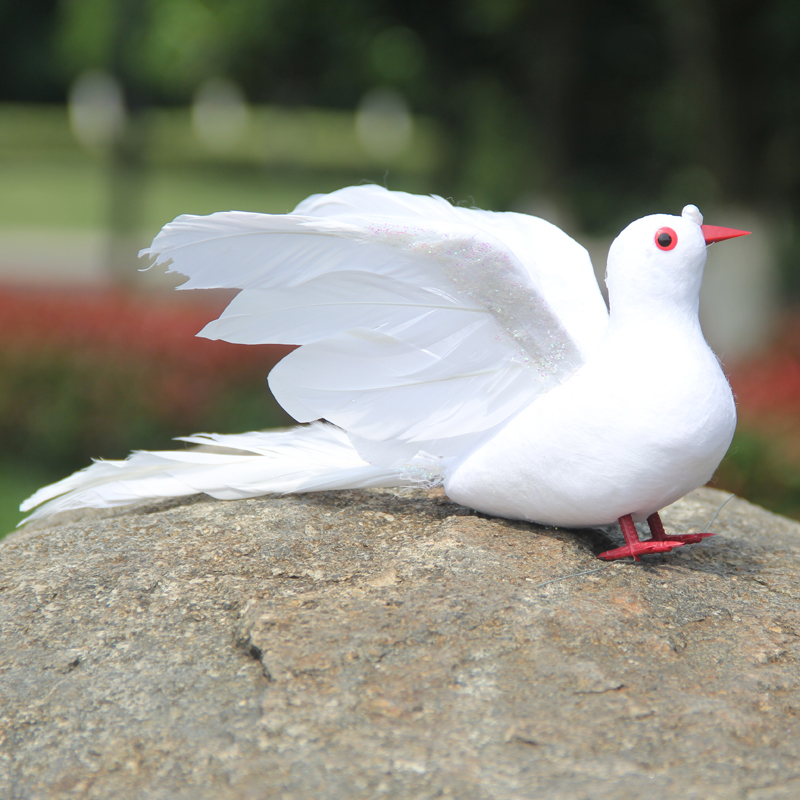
[[19, 424, 421, 524], [141, 185, 608, 455], [295, 186, 608, 359]]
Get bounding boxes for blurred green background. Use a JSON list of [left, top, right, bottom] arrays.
[[2, 0, 800, 536]]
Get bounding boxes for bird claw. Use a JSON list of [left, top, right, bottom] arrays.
[[597, 540, 684, 562], [598, 512, 717, 561], [646, 532, 715, 545]]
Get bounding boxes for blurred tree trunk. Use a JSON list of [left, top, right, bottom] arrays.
[[656, 0, 741, 197], [107, 0, 148, 288]]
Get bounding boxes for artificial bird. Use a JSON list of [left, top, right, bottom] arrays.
[[21, 186, 749, 560]]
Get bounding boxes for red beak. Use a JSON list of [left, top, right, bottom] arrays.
[[701, 224, 751, 244]]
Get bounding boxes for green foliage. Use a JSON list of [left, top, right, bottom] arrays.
[[57, 0, 116, 75], [369, 27, 425, 83], [136, 0, 280, 96], [55, 0, 376, 103], [0, 462, 63, 539], [715, 428, 800, 521]]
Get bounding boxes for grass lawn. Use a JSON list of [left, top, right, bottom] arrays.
[[0, 103, 442, 236], [0, 157, 381, 235], [0, 462, 64, 540]]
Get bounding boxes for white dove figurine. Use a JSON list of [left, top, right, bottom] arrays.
[[21, 186, 750, 560]]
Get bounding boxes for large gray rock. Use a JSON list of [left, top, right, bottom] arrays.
[[2, 487, 800, 799]]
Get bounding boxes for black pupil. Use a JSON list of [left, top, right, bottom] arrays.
[[657, 232, 673, 248]]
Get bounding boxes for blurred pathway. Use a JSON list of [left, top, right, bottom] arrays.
[[0, 227, 179, 290]]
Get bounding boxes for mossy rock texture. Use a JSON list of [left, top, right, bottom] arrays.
[[2, 487, 800, 799]]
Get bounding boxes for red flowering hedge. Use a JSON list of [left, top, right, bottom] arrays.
[[715, 316, 800, 519], [3, 286, 800, 520], [728, 318, 800, 433], [0, 287, 293, 471]]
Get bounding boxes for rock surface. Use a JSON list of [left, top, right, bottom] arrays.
[[2, 487, 800, 799]]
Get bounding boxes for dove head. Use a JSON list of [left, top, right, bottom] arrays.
[[605, 205, 711, 325]]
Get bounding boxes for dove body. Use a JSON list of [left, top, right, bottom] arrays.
[[446, 302, 736, 526], [448, 211, 737, 526], [21, 187, 747, 560]]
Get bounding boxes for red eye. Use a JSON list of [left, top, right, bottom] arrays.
[[655, 227, 677, 251]]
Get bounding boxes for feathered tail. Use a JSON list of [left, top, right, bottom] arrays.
[[19, 423, 443, 525]]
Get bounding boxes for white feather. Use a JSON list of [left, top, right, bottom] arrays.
[[294, 185, 608, 358], [20, 424, 438, 524], [198, 271, 481, 345], [139, 187, 608, 452], [22, 185, 615, 523]]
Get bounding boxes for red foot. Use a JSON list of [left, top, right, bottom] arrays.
[[596, 512, 712, 561], [644, 512, 715, 545], [647, 532, 714, 545], [598, 540, 683, 561]]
